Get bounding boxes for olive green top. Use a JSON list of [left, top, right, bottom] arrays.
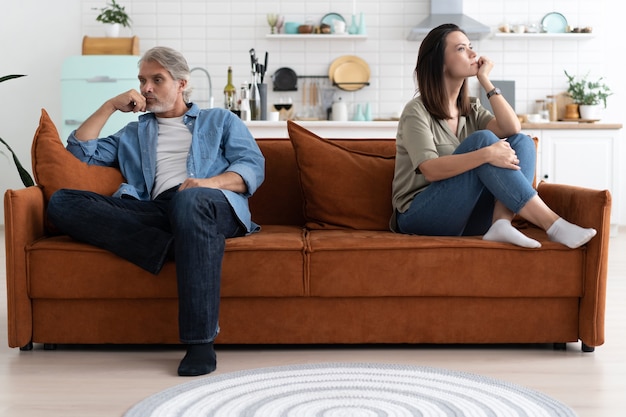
[[390, 96, 494, 230]]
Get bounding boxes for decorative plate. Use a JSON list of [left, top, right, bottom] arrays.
[[328, 55, 370, 91], [321, 13, 345, 33], [541, 12, 568, 33]]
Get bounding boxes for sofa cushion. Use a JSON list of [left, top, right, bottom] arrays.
[[31, 108, 124, 203], [287, 120, 395, 230]]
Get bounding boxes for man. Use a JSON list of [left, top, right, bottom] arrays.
[[47, 47, 265, 376]]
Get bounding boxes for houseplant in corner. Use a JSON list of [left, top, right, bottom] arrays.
[[564, 70, 612, 120], [95, 0, 132, 37], [0, 74, 34, 187]]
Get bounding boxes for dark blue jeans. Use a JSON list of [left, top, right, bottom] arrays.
[[397, 130, 537, 236], [46, 187, 246, 344]]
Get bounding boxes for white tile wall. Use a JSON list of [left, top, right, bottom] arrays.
[[80, 0, 610, 120]]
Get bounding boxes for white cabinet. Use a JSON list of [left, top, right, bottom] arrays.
[[526, 127, 622, 234], [61, 56, 140, 143]]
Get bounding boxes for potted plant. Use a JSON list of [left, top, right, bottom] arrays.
[[564, 70, 612, 119], [95, 0, 132, 37], [1, 74, 34, 187]]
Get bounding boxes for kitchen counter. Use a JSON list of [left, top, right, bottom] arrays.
[[245, 120, 399, 139], [246, 120, 623, 140], [521, 122, 623, 130]]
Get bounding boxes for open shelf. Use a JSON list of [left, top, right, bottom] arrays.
[[492, 32, 594, 40], [266, 34, 367, 40]]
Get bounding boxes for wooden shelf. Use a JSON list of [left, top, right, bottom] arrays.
[[266, 34, 367, 40], [492, 32, 594, 40]]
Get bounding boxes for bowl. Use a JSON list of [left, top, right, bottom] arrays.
[[298, 24, 314, 34], [284, 22, 300, 34]]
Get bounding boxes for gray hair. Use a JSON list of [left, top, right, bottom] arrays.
[[139, 46, 191, 102]]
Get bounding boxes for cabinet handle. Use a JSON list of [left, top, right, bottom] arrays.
[[65, 119, 83, 126], [86, 76, 117, 83], [543, 174, 549, 179]]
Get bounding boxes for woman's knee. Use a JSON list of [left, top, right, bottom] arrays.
[[455, 130, 499, 154]]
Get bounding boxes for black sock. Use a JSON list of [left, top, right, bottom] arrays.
[[177, 343, 216, 377]]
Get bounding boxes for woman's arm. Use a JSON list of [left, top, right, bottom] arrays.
[[476, 57, 521, 138], [419, 139, 520, 182]]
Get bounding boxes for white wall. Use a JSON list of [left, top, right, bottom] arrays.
[[1, 0, 624, 224]]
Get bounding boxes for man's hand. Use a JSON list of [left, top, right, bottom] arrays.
[[111, 90, 146, 113], [179, 172, 248, 194]]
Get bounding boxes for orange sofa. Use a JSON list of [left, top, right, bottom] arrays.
[[4, 111, 611, 352]]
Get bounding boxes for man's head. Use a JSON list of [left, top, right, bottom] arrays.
[[138, 46, 190, 116]]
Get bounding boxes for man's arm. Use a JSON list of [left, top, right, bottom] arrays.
[[75, 90, 146, 141], [179, 172, 248, 194]]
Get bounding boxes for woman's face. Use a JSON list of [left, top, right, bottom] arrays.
[[442, 30, 478, 79]]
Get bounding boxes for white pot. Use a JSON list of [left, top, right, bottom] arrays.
[[104, 23, 121, 37], [579, 104, 600, 120]]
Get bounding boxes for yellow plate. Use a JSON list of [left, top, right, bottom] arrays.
[[328, 55, 370, 91]]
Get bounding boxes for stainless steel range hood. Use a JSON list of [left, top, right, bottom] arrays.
[[407, 0, 490, 41]]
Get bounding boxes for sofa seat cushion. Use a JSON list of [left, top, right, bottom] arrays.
[[307, 229, 585, 298], [27, 225, 306, 299]]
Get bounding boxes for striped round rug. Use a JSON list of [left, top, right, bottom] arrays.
[[124, 362, 576, 417]]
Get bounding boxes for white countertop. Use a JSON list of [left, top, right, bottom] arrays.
[[245, 120, 399, 139], [245, 120, 623, 140]]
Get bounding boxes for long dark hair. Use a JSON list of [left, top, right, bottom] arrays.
[[414, 23, 471, 120]]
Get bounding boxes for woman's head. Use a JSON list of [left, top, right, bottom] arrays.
[[415, 23, 472, 119]]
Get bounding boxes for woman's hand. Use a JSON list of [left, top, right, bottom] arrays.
[[487, 139, 520, 170], [476, 56, 494, 81]]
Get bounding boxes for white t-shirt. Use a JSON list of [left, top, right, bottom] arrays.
[[152, 116, 192, 198]]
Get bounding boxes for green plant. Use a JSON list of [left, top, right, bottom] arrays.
[[564, 70, 613, 107], [95, 0, 132, 28], [1, 74, 34, 187]]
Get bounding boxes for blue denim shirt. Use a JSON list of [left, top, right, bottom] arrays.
[[66, 103, 265, 233]]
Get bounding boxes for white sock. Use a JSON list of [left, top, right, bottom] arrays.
[[547, 218, 597, 249], [483, 219, 541, 248]]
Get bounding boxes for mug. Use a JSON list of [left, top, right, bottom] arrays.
[[333, 20, 346, 34]]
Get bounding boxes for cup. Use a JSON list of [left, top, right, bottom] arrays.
[[333, 20, 346, 34], [269, 111, 280, 121]]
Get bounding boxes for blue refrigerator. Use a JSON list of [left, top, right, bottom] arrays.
[[61, 55, 140, 142]]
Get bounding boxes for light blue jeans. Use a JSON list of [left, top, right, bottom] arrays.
[[396, 130, 537, 236]]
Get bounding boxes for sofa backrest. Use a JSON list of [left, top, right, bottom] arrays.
[[251, 138, 396, 227]]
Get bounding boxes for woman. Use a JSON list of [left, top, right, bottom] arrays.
[[391, 23, 596, 249]]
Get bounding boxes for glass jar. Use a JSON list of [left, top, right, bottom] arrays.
[[546, 95, 558, 121]]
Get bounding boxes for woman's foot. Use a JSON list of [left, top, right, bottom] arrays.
[[178, 343, 216, 376], [547, 218, 597, 248], [483, 219, 541, 248]]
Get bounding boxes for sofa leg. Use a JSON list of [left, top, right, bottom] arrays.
[[43, 343, 57, 351], [581, 343, 595, 353], [19, 342, 33, 351]]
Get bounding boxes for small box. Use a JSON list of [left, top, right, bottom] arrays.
[[82, 36, 139, 55]]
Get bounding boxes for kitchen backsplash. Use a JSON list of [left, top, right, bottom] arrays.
[[80, 0, 607, 120]]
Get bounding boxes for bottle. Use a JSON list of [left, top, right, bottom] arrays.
[[249, 73, 261, 121], [535, 99, 548, 121], [546, 95, 558, 121], [224, 66, 237, 110], [239, 83, 251, 122]]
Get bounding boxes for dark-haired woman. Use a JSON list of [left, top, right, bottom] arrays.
[[391, 23, 595, 248]]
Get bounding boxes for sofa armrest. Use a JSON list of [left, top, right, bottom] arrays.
[[4, 186, 47, 348], [537, 181, 611, 348]]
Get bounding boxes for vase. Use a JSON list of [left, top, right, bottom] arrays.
[[104, 23, 121, 37], [357, 12, 366, 35], [348, 14, 359, 35], [579, 104, 600, 120], [564, 103, 579, 119]]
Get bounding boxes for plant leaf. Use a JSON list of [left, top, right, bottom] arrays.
[[0, 74, 26, 83], [0, 136, 35, 187]]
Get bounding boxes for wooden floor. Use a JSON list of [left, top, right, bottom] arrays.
[[1, 226, 625, 417]]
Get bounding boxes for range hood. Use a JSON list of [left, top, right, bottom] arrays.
[[407, 0, 490, 41]]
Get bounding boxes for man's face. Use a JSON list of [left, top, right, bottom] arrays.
[[138, 60, 185, 116]]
